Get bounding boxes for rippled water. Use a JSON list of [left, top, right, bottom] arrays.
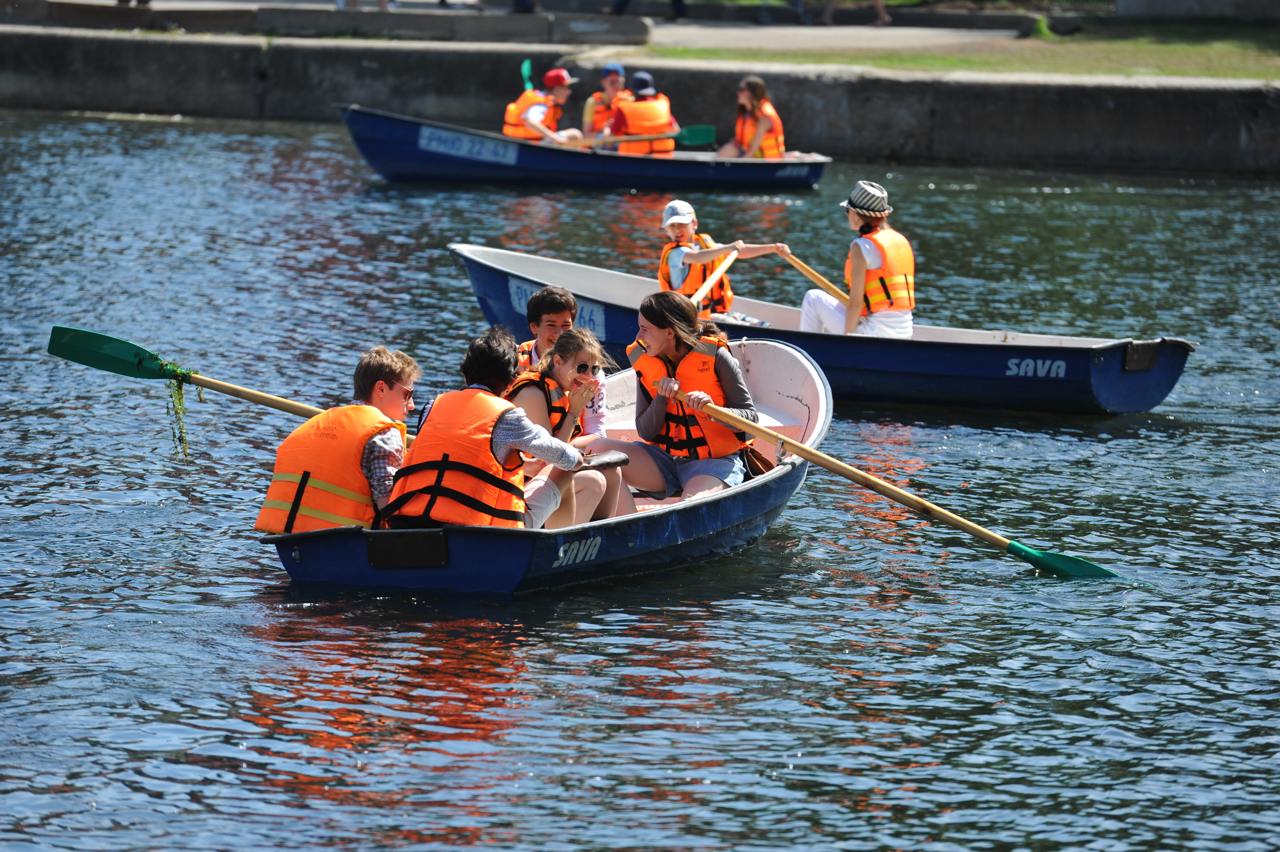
[[2, 111, 1278, 849]]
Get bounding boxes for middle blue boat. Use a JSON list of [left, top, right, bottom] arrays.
[[451, 243, 1194, 415]]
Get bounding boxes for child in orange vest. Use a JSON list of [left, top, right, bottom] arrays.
[[658, 198, 791, 319]]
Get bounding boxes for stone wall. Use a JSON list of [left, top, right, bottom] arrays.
[[2, 25, 1276, 174]]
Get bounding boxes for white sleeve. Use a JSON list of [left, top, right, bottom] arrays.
[[855, 237, 884, 270], [667, 246, 688, 289], [524, 103, 549, 125]]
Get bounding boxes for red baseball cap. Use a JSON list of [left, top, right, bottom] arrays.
[[543, 68, 580, 88]]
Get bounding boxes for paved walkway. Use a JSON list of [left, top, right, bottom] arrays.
[[650, 19, 1020, 51]]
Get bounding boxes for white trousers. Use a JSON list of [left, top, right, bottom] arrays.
[[798, 289, 913, 339]]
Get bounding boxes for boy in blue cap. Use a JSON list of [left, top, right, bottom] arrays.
[[582, 62, 632, 139]]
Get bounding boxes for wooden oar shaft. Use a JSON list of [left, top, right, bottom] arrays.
[[786, 254, 848, 305], [690, 250, 738, 312], [187, 374, 323, 419], [682, 394, 1012, 552], [189, 373, 420, 446], [578, 130, 677, 148]]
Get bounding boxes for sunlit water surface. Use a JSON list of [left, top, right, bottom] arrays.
[[2, 112, 1278, 849]]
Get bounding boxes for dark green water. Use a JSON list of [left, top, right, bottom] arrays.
[[2, 111, 1278, 849]]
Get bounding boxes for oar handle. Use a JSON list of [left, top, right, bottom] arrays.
[[675, 391, 1012, 552], [786, 254, 849, 305], [186, 374, 323, 420], [689, 249, 738, 313]]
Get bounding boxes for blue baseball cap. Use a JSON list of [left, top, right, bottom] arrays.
[[601, 62, 626, 79]]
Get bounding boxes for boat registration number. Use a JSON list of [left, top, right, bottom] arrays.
[[417, 126, 518, 166], [508, 277, 606, 338]]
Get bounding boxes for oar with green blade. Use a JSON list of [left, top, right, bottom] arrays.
[[578, 124, 716, 149], [48, 325, 324, 420], [676, 391, 1120, 580], [520, 58, 533, 91]]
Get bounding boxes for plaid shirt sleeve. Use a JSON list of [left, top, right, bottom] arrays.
[[361, 427, 405, 509]]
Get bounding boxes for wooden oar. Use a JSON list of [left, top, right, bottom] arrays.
[[48, 325, 333, 423], [676, 391, 1119, 579], [689, 249, 739, 314], [578, 124, 716, 149], [785, 253, 848, 304]]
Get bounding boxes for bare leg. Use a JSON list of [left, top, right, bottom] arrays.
[[682, 474, 729, 499], [585, 465, 626, 519]]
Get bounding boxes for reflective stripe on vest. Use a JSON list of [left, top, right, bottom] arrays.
[[615, 95, 676, 155], [632, 338, 749, 460], [733, 99, 785, 158], [503, 90, 561, 140], [657, 233, 734, 318], [844, 227, 916, 317], [254, 405, 404, 534], [505, 371, 584, 441], [384, 388, 525, 528], [587, 89, 634, 133]]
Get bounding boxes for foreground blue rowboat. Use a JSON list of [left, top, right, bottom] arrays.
[[263, 339, 832, 595], [340, 104, 831, 190], [451, 243, 1195, 415]]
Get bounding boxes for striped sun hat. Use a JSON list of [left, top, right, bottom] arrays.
[[839, 180, 893, 216]]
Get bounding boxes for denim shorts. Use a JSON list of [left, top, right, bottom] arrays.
[[633, 441, 746, 499]]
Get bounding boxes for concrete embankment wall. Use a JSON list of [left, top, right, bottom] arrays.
[[2, 25, 1277, 175]]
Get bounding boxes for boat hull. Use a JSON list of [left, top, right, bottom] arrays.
[[266, 458, 807, 595], [340, 105, 830, 190], [453, 243, 1193, 415]]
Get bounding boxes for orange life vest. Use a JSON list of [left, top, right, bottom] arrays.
[[734, 98, 785, 158], [632, 337, 750, 460], [614, 95, 676, 156], [383, 389, 525, 528], [255, 405, 405, 534], [503, 89, 562, 140], [844, 227, 916, 317], [658, 233, 734, 319], [504, 371, 584, 441], [516, 339, 537, 371], [586, 89, 634, 134]]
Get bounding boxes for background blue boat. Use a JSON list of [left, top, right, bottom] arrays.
[[452, 243, 1195, 415], [340, 104, 831, 190], [264, 339, 833, 595]]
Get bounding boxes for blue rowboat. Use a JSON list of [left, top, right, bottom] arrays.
[[339, 104, 831, 190], [451, 243, 1195, 415], [263, 339, 832, 595]]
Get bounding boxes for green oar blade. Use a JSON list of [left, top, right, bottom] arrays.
[[1007, 540, 1120, 579], [47, 326, 183, 381], [520, 58, 532, 91], [676, 124, 715, 146]]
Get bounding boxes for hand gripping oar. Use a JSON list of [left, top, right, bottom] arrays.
[[785, 253, 849, 304], [689, 249, 738, 314], [578, 124, 716, 149], [675, 391, 1119, 579], [48, 325, 327, 422]]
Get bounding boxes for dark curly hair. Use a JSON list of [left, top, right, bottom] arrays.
[[461, 326, 519, 393]]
